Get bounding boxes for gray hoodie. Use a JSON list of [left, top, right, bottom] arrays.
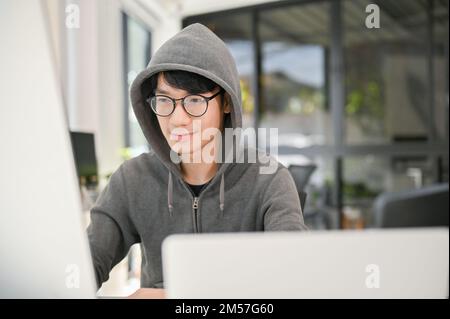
[[87, 23, 307, 289]]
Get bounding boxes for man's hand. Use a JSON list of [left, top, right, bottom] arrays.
[[127, 288, 166, 299]]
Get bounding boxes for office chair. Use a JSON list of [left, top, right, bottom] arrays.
[[288, 164, 316, 216], [288, 164, 317, 193], [373, 183, 449, 228], [299, 191, 307, 213]]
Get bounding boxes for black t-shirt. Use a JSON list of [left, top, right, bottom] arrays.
[[186, 182, 209, 197]]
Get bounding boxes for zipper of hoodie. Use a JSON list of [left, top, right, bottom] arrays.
[[178, 171, 225, 233], [178, 180, 202, 233], [192, 197, 200, 233]]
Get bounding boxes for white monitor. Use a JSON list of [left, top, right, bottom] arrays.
[[0, 1, 96, 298], [162, 228, 449, 298]]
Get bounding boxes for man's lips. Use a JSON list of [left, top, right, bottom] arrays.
[[170, 131, 195, 142]]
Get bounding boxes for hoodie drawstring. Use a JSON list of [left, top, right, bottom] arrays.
[[219, 173, 225, 214], [167, 171, 225, 216], [168, 171, 173, 216]]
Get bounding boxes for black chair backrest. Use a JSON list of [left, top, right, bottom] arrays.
[[288, 164, 316, 193], [288, 165, 316, 213], [373, 184, 449, 228], [299, 191, 307, 213]]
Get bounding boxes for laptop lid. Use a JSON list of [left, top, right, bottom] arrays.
[[162, 228, 449, 298]]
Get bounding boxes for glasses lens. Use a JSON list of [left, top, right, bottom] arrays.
[[184, 95, 207, 116], [151, 96, 173, 116]]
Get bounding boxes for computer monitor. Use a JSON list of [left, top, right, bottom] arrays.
[[373, 184, 449, 228], [162, 228, 449, 298], [0, 1, 96, 298], [70, 131, 99, 187]]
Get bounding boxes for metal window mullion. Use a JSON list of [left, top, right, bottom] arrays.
[[122, 12, 131, 148], [330, 0, 345, 229], [251, 10, 262, 146]]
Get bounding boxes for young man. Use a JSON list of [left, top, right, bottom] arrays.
[[88, 23, 307, 297]]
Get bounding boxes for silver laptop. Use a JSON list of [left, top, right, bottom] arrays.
[[162, 228, 449, 298], [0, 1, 96, 298]]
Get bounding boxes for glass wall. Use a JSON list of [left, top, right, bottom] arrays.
[[340, 0, 448, 227], [259, 2, 332, 149], [184, 0, 448, 229], [122, 13, 151, 151], [433, 0, 449, 144], [343, 0, 447, 145]]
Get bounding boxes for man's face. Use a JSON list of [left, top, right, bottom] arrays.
[[155, 73, 230, 160]]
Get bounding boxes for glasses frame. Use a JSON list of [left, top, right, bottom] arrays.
[[147, 89, 224, 117]]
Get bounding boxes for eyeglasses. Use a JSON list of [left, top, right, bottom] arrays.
[[146, 89, 223, 117]]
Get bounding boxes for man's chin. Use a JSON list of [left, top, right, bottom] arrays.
[[176, 149, 207, 163], [170, 142, 200, 153]]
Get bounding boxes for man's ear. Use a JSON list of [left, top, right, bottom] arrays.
[[223, 93, 231, 114]]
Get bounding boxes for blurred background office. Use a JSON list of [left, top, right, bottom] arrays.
[[40, 0, 448, 295]]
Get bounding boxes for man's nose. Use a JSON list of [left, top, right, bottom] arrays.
[[169, 99, 191, 126]]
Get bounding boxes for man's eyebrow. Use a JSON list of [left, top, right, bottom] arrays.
[[155, 89, 171, 95]]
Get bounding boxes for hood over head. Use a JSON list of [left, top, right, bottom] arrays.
[[130, 23, 243, 180]]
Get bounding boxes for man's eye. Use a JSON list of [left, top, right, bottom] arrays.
[[188, 97, 203, 104], [157, 97, 171, 104]]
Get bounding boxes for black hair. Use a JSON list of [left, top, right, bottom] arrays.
[[146, 70, 220, 96]]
